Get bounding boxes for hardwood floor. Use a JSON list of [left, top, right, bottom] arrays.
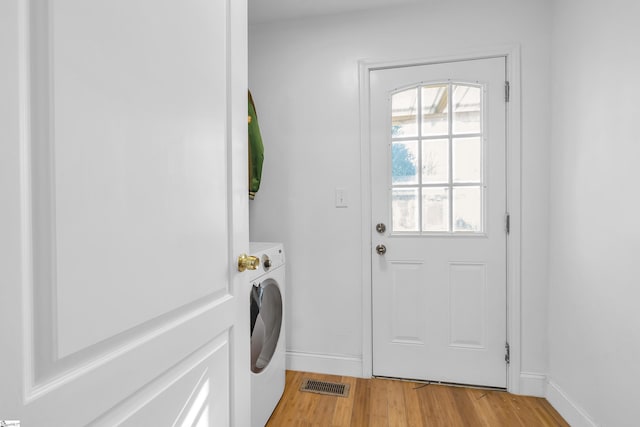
[[265, 371, 569, 426]]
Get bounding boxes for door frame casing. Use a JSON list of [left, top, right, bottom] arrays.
[[358, 45, 522, 393]]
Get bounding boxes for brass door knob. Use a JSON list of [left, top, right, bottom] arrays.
[[238, 254, 260, 272]]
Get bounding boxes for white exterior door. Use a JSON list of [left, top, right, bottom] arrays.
[[370, 57, 507, 388], [0, 0, 250, 425]]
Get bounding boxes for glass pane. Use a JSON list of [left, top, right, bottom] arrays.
[[453, 186, 482, 232], [422, 85, 448, 136], [453, 137, 481, 183], [452, 85, 481, 134], [422, 139, 448, 184], [392, 89, 418, 137], [392, 141, 418, 185], [392, 188, 419, 232], [422, 187, 449, 232]]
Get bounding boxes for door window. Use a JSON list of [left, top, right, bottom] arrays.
[[390, 83, 485, 234]]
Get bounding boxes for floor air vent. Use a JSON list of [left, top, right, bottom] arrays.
[[300, 378, 350, 397]]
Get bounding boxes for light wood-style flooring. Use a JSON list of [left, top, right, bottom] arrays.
[[266, 371, 568, 426]]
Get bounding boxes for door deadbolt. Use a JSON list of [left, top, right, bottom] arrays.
[[375, 244, 386, 255], [375, 223, 386, 233]]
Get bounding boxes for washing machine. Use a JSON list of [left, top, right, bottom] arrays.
[[249, 242, 286, 427]]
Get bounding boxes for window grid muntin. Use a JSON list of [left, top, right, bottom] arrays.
[[417, 85, 423, 230], [390, 82, 484, 235]]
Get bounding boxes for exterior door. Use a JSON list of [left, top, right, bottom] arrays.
[[0, 0, 250, 425], [370, 57, 507, 388]]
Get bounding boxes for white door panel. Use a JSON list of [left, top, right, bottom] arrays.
[[91, 332, 230, 427], [49, 0, 230, 358], [0, 0, 249, 425], [371, 57, 507, 388]]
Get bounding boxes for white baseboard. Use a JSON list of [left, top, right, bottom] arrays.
[[546, 379, 598, 427], [285, 350, 363, 377], [518, 372, 547, 397]]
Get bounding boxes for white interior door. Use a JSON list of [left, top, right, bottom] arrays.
[[0, 0, 250, 425], [370, 57, 507, 388]]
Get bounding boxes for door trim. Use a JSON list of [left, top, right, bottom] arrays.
[[358, 45, 523, 393]]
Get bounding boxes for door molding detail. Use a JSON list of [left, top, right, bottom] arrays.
[[358, 45, 522, 393]]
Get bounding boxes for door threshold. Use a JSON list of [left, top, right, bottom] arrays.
[[372, 375, 507, 392]]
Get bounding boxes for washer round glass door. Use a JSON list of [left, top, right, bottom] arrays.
[[250, 279, 283, 373]]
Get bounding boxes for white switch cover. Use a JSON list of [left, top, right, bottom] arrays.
[[335, 188, 348, 208]]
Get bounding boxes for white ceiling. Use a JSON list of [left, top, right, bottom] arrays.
[[248, 0, 422, 24]]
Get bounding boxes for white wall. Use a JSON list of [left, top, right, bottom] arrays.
[[547, 0, 640, 425], [249, 0, 552, 384]]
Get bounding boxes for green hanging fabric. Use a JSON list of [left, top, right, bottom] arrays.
[[248, 91, 264, 200]]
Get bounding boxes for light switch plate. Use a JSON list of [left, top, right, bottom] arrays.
[[335, 188, 348, 208]]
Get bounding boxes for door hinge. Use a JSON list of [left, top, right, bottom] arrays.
[[505, 81, 510, 102], [505, 213, 510, 234], [505, 342, 510, 364]]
